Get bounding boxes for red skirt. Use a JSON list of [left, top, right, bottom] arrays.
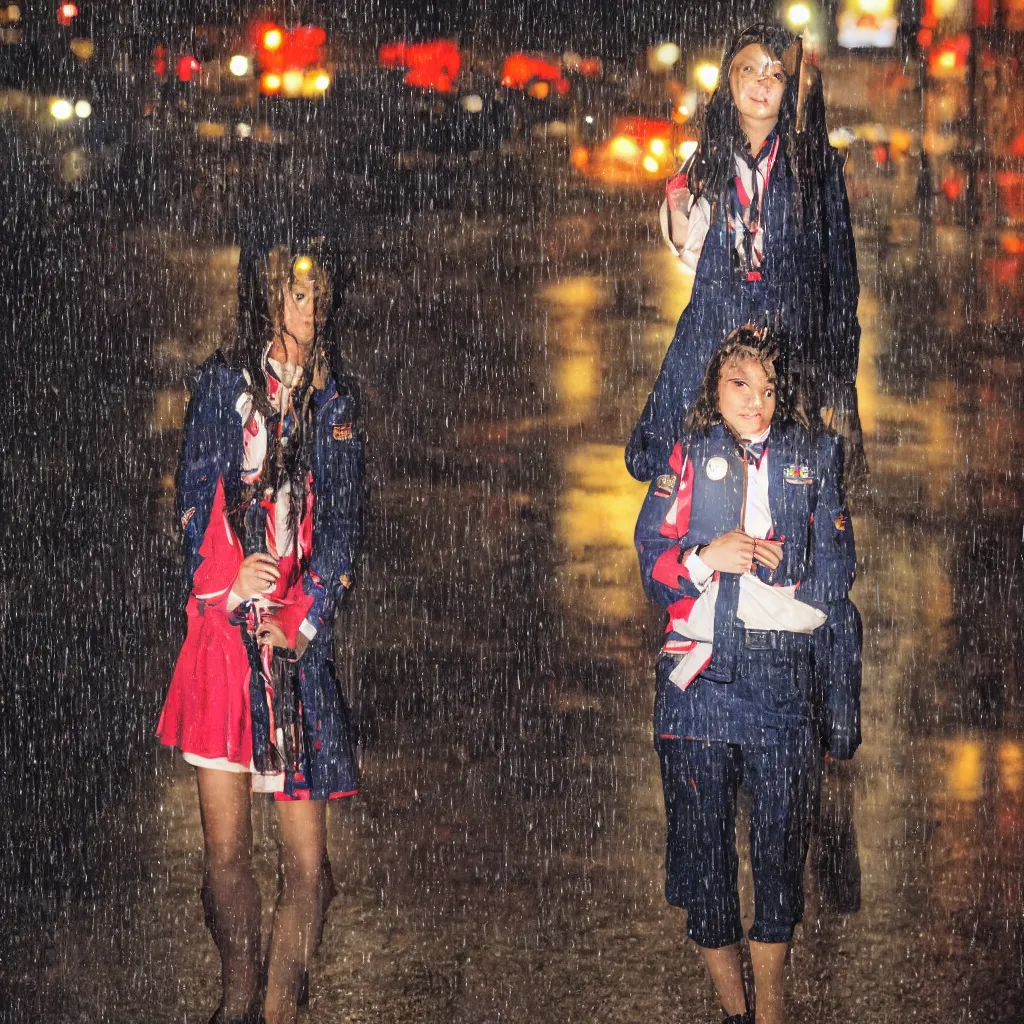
[[157, 596, 254, 767]]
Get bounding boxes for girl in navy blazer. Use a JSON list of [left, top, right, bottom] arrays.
[[627, 22, 862, 483], [634, 326, 860, 1024], [158, 238, 364, 1024]]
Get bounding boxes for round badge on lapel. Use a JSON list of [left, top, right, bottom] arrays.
[[705, 456, 728, 481]]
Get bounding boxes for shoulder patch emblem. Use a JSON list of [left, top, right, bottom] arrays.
[[783, 464, 813, 485], [181, 507, 196, 530], [654, 473, 677, 497], [705, 456, 729, 481], [332, 422, 354, 441]]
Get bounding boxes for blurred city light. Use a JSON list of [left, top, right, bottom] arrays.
[[787, 3, 812, 28], [609, 135, 642, 160], [235, 122, 252, 138], [49, 98, 73, 120], [6, 5, 20, 22], [649, 138, 666, 157], [650, 42, 681, 70], [677, 139, 698, 161], [56, 2, 77, 25], [695, 63, 719, 91], [260, 72, 282, 94], [228, 54, 250, 77], [69, 38, 93, 60], [380, 38, 461, 93], [282, 69, 304, 97], [461, 94, 484, 113], [177, 55, 201, 83], [642, 155, 659, 173], [501, 52, 569, 95], [310, 71, 331, 92], [263, 27, 283, 51], [74, 99, 91, 118]]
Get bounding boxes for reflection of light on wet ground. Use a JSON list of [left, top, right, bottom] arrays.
[[150, 388, 188, 434], [554, 443, 647, 626], [857, 290, 960, 513], [540, 276, 605, 425], [933, 738, 1024, 803], [638, 248, 693, 384], [938, 738, 985, 802], [998, 740, 1024, 794], [540, 269, 649, 629]]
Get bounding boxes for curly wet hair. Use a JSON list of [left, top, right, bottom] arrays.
[[685, 323, 809, 436], [686, 21, 831, 230]]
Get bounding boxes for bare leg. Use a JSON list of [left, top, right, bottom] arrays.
[[749, 941, 788, 1024], [196, 768, 262, 1017], [699, 942, 748, 1018], [264, 799, 329, 1024]]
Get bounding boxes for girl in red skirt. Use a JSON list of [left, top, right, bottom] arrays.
[[158, 238, 364, 1024]]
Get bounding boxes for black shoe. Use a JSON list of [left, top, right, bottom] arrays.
[[208, 998, 264, 1024]]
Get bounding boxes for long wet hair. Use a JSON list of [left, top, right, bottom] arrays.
[[686, 22, 831, 231], [685, 323, 808, 437], [225, 236, 354, 542]]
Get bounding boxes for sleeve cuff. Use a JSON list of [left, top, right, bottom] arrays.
[[684, 549, 715, 591]]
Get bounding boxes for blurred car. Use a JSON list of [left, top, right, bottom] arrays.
[[0, 41, 113, 193]]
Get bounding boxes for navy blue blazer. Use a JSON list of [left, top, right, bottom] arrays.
[[175, 352, 365, 797], [635, 422, 861, 757], [627, 147, 860, 482]]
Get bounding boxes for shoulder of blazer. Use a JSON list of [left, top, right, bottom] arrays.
[[188, 350, 247, 413]]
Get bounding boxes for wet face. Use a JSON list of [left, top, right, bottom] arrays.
[[717, 354, 776, 439], [729, 44, 786, 136], [282, 258, 318, 347], [271, 256, 320, 367]]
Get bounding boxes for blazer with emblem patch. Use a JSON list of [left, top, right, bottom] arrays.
[[166, 351, 365, 798], [634, 421, 861, 757]]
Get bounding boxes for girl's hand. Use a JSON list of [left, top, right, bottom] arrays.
[[753, 537, 784, 570], [256, 620, 288, 649], [255, 620, 309, 659], [699, 529, 757, 575], [234, 553, 280, 601]]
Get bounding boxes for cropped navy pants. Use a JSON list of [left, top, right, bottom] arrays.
[[657, 730, 819, 948]]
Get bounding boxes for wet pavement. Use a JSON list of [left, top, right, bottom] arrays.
[[3, 166, 1024, 1023]]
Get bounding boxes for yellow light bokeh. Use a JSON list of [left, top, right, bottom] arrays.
[[49, 98, 73, 121], [696, 63, 720, 91], [787, 2, 812, 27], [608, 135, 641, 161]]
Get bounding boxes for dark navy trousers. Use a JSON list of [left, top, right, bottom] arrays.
[[657, 728, 819, 948]]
